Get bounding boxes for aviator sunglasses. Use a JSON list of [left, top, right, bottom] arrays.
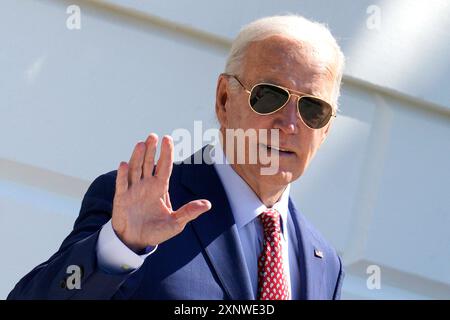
[[225, 74, 336, 129]]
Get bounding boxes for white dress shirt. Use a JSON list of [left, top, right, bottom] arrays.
[[210, 143, 300, 299], [96, 143, 301, 298]]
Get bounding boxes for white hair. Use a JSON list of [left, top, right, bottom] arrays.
[[225, 15, 345, 110]]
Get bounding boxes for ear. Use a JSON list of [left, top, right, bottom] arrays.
[[215, 74, 230, 128]]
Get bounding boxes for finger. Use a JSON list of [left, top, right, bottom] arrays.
[[116, 161, 129, 195], [142, 133, 158, 179], [128, 142, 146, 185], [154, 135, 174, 182], [172, 199, 211, 226]]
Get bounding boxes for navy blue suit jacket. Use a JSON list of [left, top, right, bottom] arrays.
[[8, 147, 344, 300]]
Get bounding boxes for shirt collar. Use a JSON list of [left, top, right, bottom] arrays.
[[211, 142, 290, 232]]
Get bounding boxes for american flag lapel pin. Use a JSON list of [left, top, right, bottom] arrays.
[[314, 249, 323, 259]]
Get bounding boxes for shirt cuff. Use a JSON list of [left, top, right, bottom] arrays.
[[96, 219, 157, 274]]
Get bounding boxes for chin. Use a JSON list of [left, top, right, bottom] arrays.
[[258, 167, 301, 185]]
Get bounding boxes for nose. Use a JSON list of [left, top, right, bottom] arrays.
[[272, 96, 299, 134]]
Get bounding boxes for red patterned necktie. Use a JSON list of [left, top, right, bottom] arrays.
[[257, 208, 290, 300]]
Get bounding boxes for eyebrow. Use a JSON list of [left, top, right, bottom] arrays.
[[256, 78, 318, 96]]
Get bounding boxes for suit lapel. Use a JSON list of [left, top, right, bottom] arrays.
[[289, 199, 325, 299], [180, 146, 254, 300]]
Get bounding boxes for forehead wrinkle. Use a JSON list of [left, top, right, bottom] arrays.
[[242, 37, 336, 99]]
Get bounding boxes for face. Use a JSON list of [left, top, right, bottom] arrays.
[[216, 35, 337, 191]]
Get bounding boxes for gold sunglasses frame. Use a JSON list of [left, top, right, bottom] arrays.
[[224, 73, 336, 129]]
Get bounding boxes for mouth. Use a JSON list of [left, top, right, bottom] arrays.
[[260, 143, 295, 155]]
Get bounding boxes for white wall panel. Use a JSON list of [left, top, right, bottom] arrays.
[[103, 0, 450, 108], [0, 0, 448, 299]]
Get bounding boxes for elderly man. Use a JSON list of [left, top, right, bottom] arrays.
[[9, 15, 344, 300]]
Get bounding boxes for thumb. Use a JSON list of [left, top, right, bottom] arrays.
[[172, 199, 211, 225]]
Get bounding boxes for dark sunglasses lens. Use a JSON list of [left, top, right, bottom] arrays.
[[249, 84, 289, 114], [299, 97, 332, 129]]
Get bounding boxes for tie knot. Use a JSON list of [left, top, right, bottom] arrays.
[[259, 208, 281, 235]]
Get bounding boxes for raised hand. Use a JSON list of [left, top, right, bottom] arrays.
[[111, 134, 211, 252]]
